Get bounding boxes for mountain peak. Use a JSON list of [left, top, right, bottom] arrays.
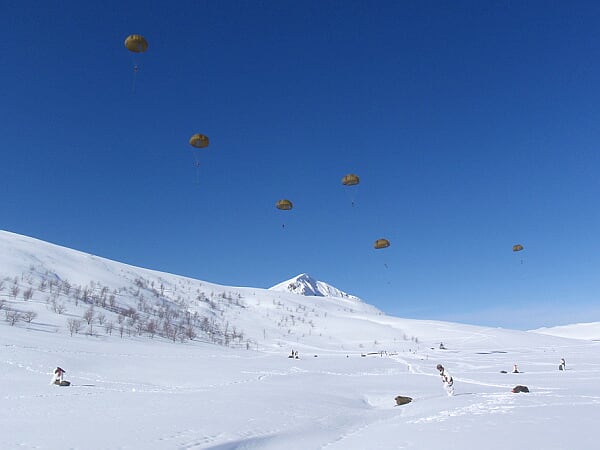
[[269, 273, 362, 301]]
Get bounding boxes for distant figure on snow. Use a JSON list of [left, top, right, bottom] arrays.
[[439, 342, 446, 350], [436, 364, 454, 396], [50, 367, 69, 386], [559, 358, 566, 371], [512, 364, 520, 373]]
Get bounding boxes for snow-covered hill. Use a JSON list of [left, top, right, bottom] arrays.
[[531, 322, 600, 340], [0, 230, 575, 352], [0, 229, 586, 352]]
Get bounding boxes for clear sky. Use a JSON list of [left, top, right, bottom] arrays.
[[2, 0, 600, 329]]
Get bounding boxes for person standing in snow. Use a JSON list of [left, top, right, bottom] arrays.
[[513, 364, 520, 373], [436, 364, 454, 396], [559, 358, 566, 371], [50, 367, 66, 385]]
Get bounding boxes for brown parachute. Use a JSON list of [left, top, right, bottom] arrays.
[[276, 199, 293, 210], [512, 244, 524, 252], [124, 35, 148, 53], [374, 239, 390, 249], [189, 134, 210, 148], [341, 174, 360, 186]]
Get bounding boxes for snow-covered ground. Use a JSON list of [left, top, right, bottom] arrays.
[[4, 326, 599, 450], [2, 230, 599, 449]]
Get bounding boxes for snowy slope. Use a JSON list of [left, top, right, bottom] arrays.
[[2, 230, 600, 449], [531, 322, 600, 340], [0, 230, 571, 353]]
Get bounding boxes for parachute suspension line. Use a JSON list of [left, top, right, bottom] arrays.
[[193, 157, 203, 185], [131, 65, 138, 93], [194, 162, 201, 185], [129, 53, 140, 93]]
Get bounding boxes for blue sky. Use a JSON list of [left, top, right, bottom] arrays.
[[2, 0, 600, 329]]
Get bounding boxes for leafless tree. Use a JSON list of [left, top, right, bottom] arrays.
[[104, 321, 114, 335], [5, 310, 21, 326], [184, 325, 197, 341], [83, 307, 95, 325], [22, 287, 34, 301], [61, 280, 71, 296], [50, 297, 67, 314], [67, 318, 83, 336], [10, 284, 19, 299], [146, 319, 158, 338], [22, 310, 37, 323], [83, 307, 95, 334], [135, 319, 145, 336]]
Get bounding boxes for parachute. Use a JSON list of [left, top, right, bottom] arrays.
[[374, 239, 390, 249], [276, 199, 293, 210], [124, 35, 148, 53], [341, 174, 360, 186], [189, 134, 210, 148], [512, 244, 524, 252]]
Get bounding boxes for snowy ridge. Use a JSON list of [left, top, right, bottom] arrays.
[[269, 273, 363, 302]]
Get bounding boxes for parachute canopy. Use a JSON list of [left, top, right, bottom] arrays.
[[189, 134, 209, 148], [512, 244, 524, 252], [276, 199, 293, 210], [374, 238, 390, 249], [124, 35, 148, 53], [341, 174, 360, 186]]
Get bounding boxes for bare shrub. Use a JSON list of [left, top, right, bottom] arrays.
[[67, 318, 83, 336], [22, 287, 34, 301], [22, 311, 37, 323], [10, 284, 20, 299], [5, 310, 21, 326], [83, 307, 95, 325]]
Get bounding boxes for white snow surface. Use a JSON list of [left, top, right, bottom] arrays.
[[531, 322, 600, 341], [1, 230, 599, 449]]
